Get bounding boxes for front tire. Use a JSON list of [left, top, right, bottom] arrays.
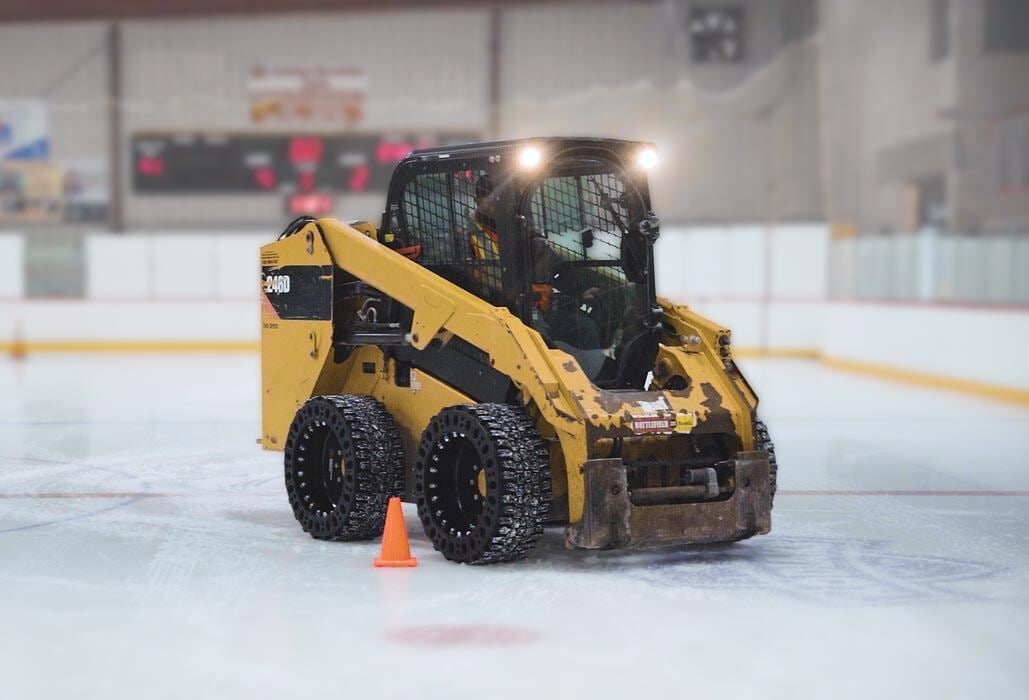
[[414, 404, 551, 564], [284, 395, 405, 541]]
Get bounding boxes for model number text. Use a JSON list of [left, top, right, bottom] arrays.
[[263, 274, 291, 294]]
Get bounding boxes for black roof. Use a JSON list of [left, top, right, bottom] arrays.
[[407, 137, 655, 162]]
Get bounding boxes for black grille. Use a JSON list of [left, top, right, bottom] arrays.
[[527, 171, 628, 288], [400, 169, 504, 301]]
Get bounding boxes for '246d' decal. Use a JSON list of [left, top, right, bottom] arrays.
[[261, 265, 333, 321], [263, 274, 291, 294]]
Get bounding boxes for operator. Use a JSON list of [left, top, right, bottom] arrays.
[[468, 174, 500, 262], [521, 217, 600, 346], [470, 174, 560, 305], [521, 214, 604, 378]]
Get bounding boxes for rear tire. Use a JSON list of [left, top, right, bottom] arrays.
[[754, 418, 777, 506], [414, 404, 551, 564], [284, 395, 405, 541]]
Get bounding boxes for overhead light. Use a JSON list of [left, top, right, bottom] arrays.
[[637, 147, 659, 170], [518, 146, 542, 168]]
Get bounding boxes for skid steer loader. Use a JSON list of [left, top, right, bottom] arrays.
[[261, 138, 776, 564]]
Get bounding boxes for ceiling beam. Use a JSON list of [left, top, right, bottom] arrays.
[[0, 0, 633, 24]]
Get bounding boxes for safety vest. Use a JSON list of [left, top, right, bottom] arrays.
[[468, 219, 500, 261]]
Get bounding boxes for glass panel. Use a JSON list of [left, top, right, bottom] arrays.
[[524, 166, 642, 383]]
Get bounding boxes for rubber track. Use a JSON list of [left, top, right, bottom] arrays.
[[285, 395, 405, 541]]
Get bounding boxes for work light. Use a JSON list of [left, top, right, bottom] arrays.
[[518, 146, 542, 168], [637, 147, 658, 169]]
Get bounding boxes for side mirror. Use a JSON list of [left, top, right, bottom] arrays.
[[634, 213, 661, 243], [621, 213, 660, 284], [580, 228, 594, 249]]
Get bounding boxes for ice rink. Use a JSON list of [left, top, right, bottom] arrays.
[[2, 355, 1028, 699]]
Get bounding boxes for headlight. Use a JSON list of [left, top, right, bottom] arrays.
[[518, 146, 542, 168], [637, 147, 658, 170]]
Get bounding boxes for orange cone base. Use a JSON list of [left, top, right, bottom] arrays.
[[373, 555, 418, 568]]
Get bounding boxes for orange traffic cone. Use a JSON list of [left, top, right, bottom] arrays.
[[374, 497, 417, 568], [10, 321, 26, 361]]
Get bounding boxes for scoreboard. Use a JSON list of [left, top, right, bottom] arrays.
[[132, 132, 477, 195]]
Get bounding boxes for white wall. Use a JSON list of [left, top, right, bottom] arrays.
[[85, 232, 266, 299], [3, 225, 1028, 393], [654, 223, 1029, 390], [121, 10, 490, 228], [0, 300, 255, 344], [655, 223, 828, 350], [501, 2, 824, 223], [0, 234, 24, 298], [0, 22, 109, 163], [822, 302, 1029, 389], [2, 231, 261, 345]]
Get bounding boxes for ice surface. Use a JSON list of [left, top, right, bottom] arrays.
[[1, 355, 1028, 699]]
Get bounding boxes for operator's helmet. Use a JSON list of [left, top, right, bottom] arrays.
[[474, 173, 494, 202]]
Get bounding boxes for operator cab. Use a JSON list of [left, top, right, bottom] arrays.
[[381, 138, 663, 389]]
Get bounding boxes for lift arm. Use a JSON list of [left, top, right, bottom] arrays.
[[314, 218, 593, 521]]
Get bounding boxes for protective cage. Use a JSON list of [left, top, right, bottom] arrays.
[[397, 167, 505, 303], [383, 141, 660, 390]]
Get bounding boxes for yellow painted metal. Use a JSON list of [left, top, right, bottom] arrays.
[[260, 229, 345, 449], [261, 218, 760, 524], [311, 218, 591, 516], [653, 300, 759, 448], [346, 220, 380, 241], [333, 344, 474, 473]]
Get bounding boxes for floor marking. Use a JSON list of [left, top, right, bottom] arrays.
[[384, 624, 540, 647], [0, 421, 254, 426], [780, 489, 1029, 496], [0, 492, 162, 499], [5, 344, 1028, 405], [821, 356, 1029, 407], [0, 340, 258, 353], [0, 494, 148, 534], [3, 490, 1027, 500]]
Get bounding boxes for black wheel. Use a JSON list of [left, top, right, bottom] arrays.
[[284, 395, 405, 541], [754, 418, 777, 506], [414, 403, 551, 564]]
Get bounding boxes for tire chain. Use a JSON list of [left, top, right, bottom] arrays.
[[285, 394, 405, 541], [418, 403, 551, 565]]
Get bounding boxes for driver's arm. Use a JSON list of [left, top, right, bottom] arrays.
[[530, 235, 560, 285]]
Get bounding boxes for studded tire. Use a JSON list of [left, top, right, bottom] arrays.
[[754, 418, 777, 506], [414, 403, 551, 565], [284, 395, 405, 541]]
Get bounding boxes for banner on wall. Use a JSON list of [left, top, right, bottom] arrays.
[[61, 159, 110, 223], [0, 100, 51, 161], [0, 161, 63, 222], [248, 66, 367, 127]]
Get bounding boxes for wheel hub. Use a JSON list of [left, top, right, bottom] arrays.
[[426, 430, 486, 538], [293, 417, 354, 517]]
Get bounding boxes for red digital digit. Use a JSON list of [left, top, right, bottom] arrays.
[[288, 193, 333, 216], [254, 167, 276, 190], [137, 157, 164, 176], [349, 164, 370, 193], [376, 141, 413, 164], [289, 136, 324, 165]]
